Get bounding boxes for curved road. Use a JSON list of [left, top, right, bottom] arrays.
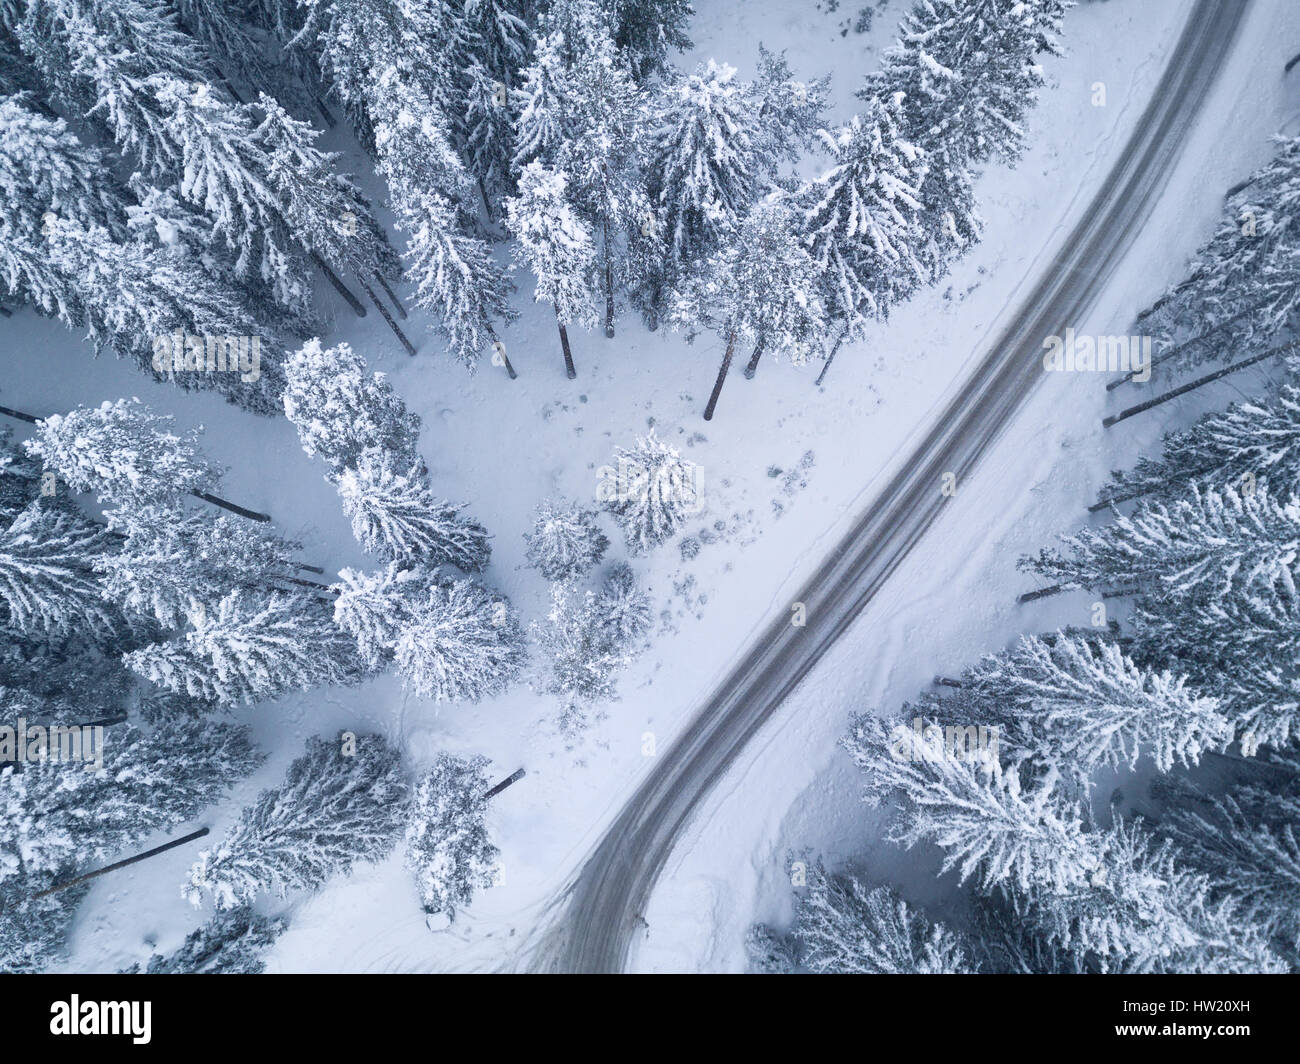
[[540, 0, 1250, 973]]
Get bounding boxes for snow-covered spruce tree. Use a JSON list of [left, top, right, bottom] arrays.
[[1131, 586, 1300, 754], [306, 0, 515, 371], [844, 715, 1284, 972], [956, 633, 1231, 777], [845, 714, 1096, 895], [185, 732, 409, 909], [512, 30, 571, 170], [457, 0, 533, 215], [672, 194, 828, 417], [533, 565, 651, 722], [523, 496, 609, 582], [605, 0, 693, 79], [505, 161, 598, 378], [0, 427, 43, 525], [1136, 135, 1300, 375], [124, 905, 288, 975], [1158, 775, 1300, 955], [644, 61, 763, 313], [1096, 384, 1300, 509], [337, 449, 492, 573], [550, 0, 648, 339], [0, 503, 122, 641], [1021, 485, 1300, 605], [282, 339, 421, 475], [23, 399, 214, 509], [795, 96, 926, 360], [334, 563, 525, 702], [97, 506, 304, 629], [1, 717, 263, 889], [751, 46, 829, 168], [863, 0, 1067, 283], [123, 589, 364, 706], [0, 878, 90, 973], [332, 563, 427, 670], [601, 430, 700, 553], [393, 576, 527, 704], [744, 923, 798, 974], [763, 860, 972, 974], [404, 753, 500, 920], [0, 95, 126, 236]]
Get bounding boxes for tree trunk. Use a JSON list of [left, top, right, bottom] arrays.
[[1107, 299, 1270, 390], [33, 828, 210, 898], [316, 98, 338, 128], [483, 768, 525, 800], [603, 219, 615, 338], [743, 338, 766, 379], [189, 490, 271, 523], [487, 328, 518, 379], [312, 253, 366, 316], [0, 405, 38, 424], [375, 274, 408, 320], [478, 174, 497, 224], [359, 277, 417, 355], [814, 328, 848, 387], [0, 305, 11, 318], [703, 332, 737, 421], [556, 306, 577, 379], [1104, 339, 1299, 427], [1017, 583, 1064, 604]]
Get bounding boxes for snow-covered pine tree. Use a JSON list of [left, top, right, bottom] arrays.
[[523, 496, 609, 581], [1096, 384, 1300, 509], [124, 904, 288, 974], [1158, 774, 1300, 956], [97, 506, 304, 629], [772, 860, 972, 974], [1136, 135, 1300, 376], [0, 95, 126, 236], [404, 753, 500, 920], [1, 716, 263, 889], [672, 194, 828, 416], [306, 0, 514, 370], [393, 576, 527, 703], [0, 503, 122, 641], [751, 46, 829, 168], [532, 564, 650, 721], [1131, 585, 1300, 754], [1021, 485, 1300, 606], [604, 0, 692, 79], [844, 713, 1096, 895], [863, 0, 1067, 283], [505, 161, 597, 377], [0, 877, 90, 973], [512, 30, 571, 170], [957, 633, 1230, 776], [331, 563, 427, 670], [337, 448, 493, 573], [185, 731, 409, 909], [601, 429, 700, 552], [644, 61, 761, 311], [23, 399, 215, 509], [123, 589, 364, 706], [795, 96, 926, 359], [546, 0, 647, 338], [282, 339, 422, 475]]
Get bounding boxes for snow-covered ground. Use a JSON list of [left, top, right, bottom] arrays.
[[2, 0, 1291, 974]]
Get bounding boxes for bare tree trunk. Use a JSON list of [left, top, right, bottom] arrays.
[[703, 331, 737, 421], [189, 490, 271, 523], [484, 768, 525, 800], [603, 219, 615, 339], [555, 305, 577, 379], [1104, 339, 1298, 427], [34, 828, 210, 898], [359, 277, 417, 355], [311, 253, 366, 316], [743, 338, 766, 379], [814, 328, 848, 387], [375, 274, 408, 320]]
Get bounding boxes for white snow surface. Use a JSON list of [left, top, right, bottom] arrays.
[[1, 0, 1295, 973]]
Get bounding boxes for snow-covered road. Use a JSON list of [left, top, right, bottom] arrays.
[[536, 0, 1251, 974]]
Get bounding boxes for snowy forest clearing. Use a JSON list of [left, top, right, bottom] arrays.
[[2, 0, 1293, 977]]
